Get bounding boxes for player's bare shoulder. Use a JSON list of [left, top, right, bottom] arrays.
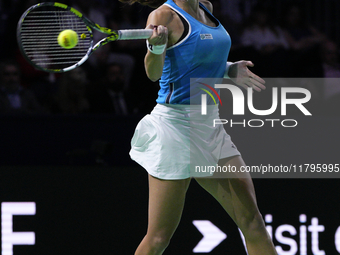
[[199, 0, 213, 13], [147, 4, 175, 27], [146, 4, 181, 47]]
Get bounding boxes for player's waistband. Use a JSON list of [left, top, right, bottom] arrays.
[[151, 103, 219, 121]]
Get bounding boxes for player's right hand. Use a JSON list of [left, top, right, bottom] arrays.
[[146, 24, 168, 46]]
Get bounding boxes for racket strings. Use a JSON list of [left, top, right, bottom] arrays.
[[19, 6, 92, 71]]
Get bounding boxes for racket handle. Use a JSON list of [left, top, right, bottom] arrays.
[[118, 29, 153, 40]]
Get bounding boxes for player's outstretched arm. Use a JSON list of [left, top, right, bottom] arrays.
[[228, 61, 266, 92]]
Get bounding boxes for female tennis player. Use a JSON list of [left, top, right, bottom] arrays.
[[121, 0, 277, 254]]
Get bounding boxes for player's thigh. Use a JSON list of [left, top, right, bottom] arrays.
[[195, 156, 259, 223], [147, 174, 191, 238]]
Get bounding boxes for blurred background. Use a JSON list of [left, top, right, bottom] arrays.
[[1, 0, 340, 254]]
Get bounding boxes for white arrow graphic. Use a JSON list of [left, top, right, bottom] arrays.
[[193, 220, 227, 253]]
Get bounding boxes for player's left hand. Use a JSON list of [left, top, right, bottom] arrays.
[[228, 61, 266, 92]]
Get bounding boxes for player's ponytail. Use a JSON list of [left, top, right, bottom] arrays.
[[119, 0, 166, 8]]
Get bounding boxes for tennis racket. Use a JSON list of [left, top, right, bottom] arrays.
[[17, 2, 153, 73]]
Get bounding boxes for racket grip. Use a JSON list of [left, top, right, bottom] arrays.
[[118, 29, 153, 40]]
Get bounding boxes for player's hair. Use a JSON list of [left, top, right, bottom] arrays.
[[119, 0, 166, 8]]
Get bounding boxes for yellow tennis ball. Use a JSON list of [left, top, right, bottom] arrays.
[[58, 29, 78, 49]]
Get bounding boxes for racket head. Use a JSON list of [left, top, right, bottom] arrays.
[[17, 2, 93, 73]]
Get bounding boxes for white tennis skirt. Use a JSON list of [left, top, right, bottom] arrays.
[[129, 104, 241, 180]]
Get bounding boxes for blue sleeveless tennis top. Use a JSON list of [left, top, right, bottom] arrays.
[[156, 0, 231, 105]]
